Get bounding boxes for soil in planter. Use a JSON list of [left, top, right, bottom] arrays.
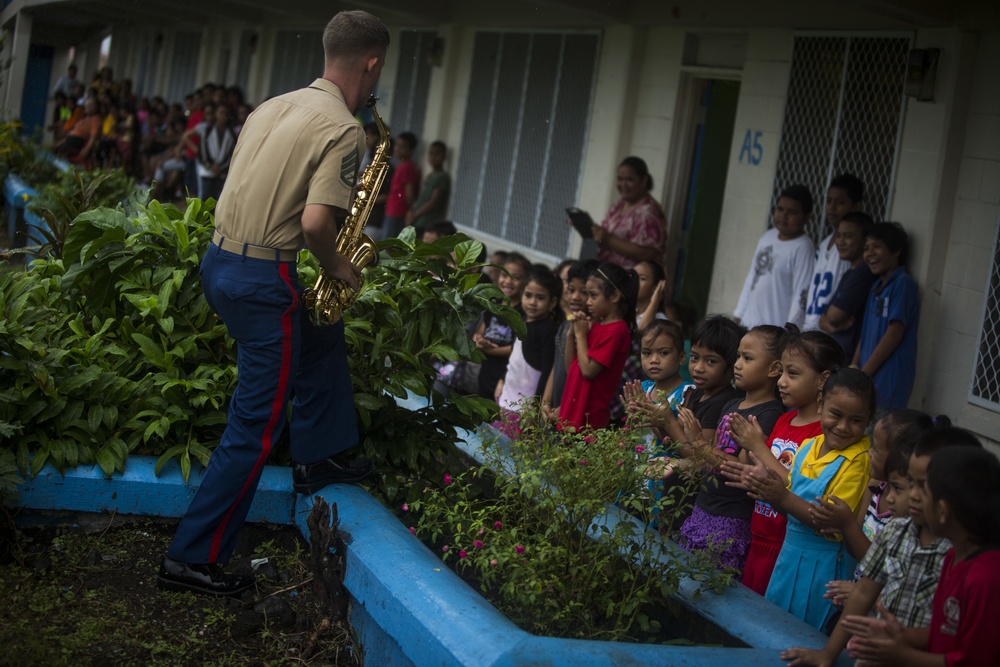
[[0, 510, 360, 666]]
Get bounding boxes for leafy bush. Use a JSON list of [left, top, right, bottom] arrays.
[[0, 204, 520, 487], [25, 168, 136, 257], [406, 406, 730, 641], [0, 195, 231, 479]]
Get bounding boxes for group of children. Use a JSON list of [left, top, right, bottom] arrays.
[[735, 175, 920, 414], [448, 240, 997, 666]]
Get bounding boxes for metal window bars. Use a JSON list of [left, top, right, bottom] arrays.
[[450, 31, 600, 258], [770, 34, 911, 244], [971, 216, 1000, 412]]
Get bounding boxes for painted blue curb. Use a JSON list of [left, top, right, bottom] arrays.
[[15, 457, 295, 525], [13, 451, 851, 666]]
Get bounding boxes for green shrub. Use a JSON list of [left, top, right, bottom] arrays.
[[0, 203, 519, 486], [406, 406, 731, 641]]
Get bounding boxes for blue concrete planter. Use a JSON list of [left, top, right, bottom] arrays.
[[13, 445, 846, 666]]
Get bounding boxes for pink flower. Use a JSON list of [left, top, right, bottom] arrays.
[[514, 545, 525, 555], [473, 540, 484, 549], [579, 459, 587, 466], [409, 526, 416, 534], [477, 528, 484, 536], [458, 550, 468, 559], [635, 445, 645, 453], [490, 559, 498, 566], [494, 521, 503, 530], [617, 460, 624, 467], [442, 545, 449, 553], [584, 436, 594, 444], [401, 503, 409, 512], [443, 473, 452, 485]]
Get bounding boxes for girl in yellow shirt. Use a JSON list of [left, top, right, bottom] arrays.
[[744, 367, 875, 630]]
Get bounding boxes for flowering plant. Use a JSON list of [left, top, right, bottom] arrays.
[[407, 402, 730, 641]]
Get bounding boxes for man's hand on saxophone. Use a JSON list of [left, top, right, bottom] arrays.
[[302, 203, 361, 291]]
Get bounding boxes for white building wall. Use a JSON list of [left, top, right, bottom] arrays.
[[629, 27, 685, 214], [926, 31, 1000, 455], [706, 29, 793, 316]]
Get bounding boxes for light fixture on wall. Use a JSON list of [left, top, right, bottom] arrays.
[[905, 48, 939, 102]]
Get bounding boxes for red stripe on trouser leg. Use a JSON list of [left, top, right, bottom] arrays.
[[208, 264, 299, 562]]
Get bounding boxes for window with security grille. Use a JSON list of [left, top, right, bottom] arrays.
[[451, 31, 599, 259], [970, 217, 1000, 412], [268, 30, 325, 98], [389, 30, 435, 138], [770, 35, 910, 244]]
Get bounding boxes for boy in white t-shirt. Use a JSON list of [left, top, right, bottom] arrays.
[[804, 174, 865, 330], [733, 185, 816, 328]]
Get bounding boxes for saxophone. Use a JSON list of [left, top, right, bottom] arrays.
[[303, 95, 390, 326]]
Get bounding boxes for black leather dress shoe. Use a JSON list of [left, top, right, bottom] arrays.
[[293, 455, 375, 493], [157, 556, 255, 597]]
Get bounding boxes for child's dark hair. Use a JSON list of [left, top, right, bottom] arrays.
[[779, 184, 814, 217], [829, 173, 865, 203], [430, 139, 447, 152], [637, 259, 666, 284], [781, 325, 845, 375], [619, 156, 653, 191], [839, 211, 874, 234], [397, 131, 418, 150], [691, 315, 746, 369], [503, 252, 532, 277], [748, 324, 788, 360], [866, 221, 909, 267], [912, 424, 980, 457], [663, 300, 697, 338], [591, 262, 638, 332], [641, 318, 685, 354], [821, 367, 876, 425], [554, 258, 575, 280], [927, 443, 999, 545], [526, 266, 563, 320], [880, 410, 949, 479], [427, 220, 457, 237], [567, 259, 599, 282]]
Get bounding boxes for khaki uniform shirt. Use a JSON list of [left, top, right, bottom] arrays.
[[214, 79, 364, 251]]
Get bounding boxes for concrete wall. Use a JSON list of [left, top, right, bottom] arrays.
[[924, 31, 1000, 453], [706, 30, 793, 316]]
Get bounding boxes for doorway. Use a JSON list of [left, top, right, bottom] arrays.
[[671, 78, 740, 321], [21, 44, 54, 136]]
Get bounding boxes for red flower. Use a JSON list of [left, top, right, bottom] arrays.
[[617, 460, 624, 467], [494, 521, 503, 530], [458, 550, 468, 559], [401, 503, 409, 512], [442, 545, 449, 553], [409, 526, 416, 534], [473, 540, 484, 549], [635, 445, 645, 453], [579, 459, 587, 466], [514, 545, 525, 555], [443, 474, 452, 485]]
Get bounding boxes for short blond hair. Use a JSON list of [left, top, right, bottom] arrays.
[[322, 10, 390, 65]]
